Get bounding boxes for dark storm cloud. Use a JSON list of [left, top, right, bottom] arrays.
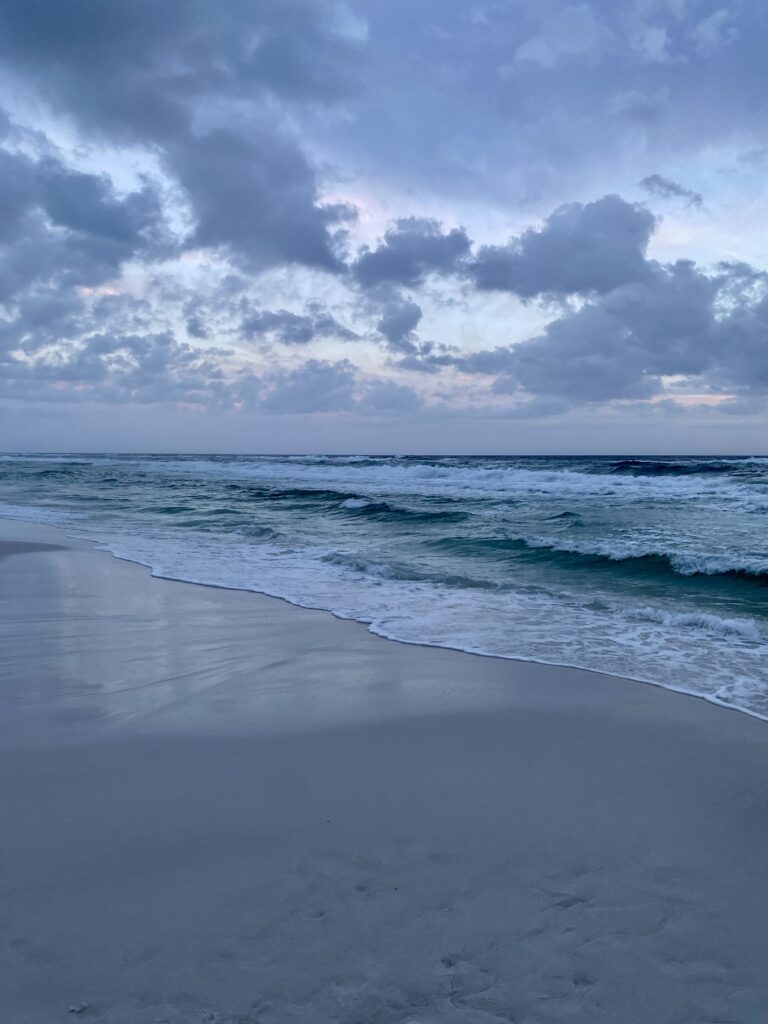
[[353, 218, 471, 288], [240, 303, 358, 345], [640, 174, 703, 208], [467, 195, 655, 298], [0, 0, 362, 272]]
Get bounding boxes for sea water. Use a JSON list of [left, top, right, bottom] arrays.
[[1, 453, 767, 717]]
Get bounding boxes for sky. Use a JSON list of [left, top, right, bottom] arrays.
[[0, 0, 767, 454]]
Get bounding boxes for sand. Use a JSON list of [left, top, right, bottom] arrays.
[[1, 518, 767, 1023]]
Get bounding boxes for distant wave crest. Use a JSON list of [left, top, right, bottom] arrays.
[[609, 458, 735, 476]]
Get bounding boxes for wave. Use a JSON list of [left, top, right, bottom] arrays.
[[139, 504, 195, 514], [429, 533, 768, 582], [609, 459, 735, 476], [522, 537, 768, 581], [30, 468, 83, 479], [237, 524, 283, 541], [262, 485, 370, 505], [621, 604, 763, 642], [185, 460, 768, 507], [320, 550, 498, 590], [0, 456, 94, 466], [210, 482, 472, 524], [338, 496, 468, 524], [5, 453, 768, 509]]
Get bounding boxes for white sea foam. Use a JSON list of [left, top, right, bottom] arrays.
[[340, 497, 373, 509], [129, 457, 768, 510], [618, 604, 763, 642]]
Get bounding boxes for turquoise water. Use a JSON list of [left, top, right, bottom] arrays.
[[1, 453, 767, 716]]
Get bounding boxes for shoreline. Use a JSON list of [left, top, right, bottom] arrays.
[[2, 517, 768, 1022], [2, 510, 765, 727]]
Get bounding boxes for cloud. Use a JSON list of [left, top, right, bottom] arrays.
[[304, 0, 768, 216], [173, 127, 354, 272], [639, 173, 703, 207], [513, 3, 610, 69], [185, 314, 208, 339], [352, 217, 468, 361], [359, 378, 422, 413], [36, 158, 162, 247], [392, 348, 456, 374], [467, 194, 656, 297], [259, 359, 423, 414], [451, 258, 768, 404], [0, 289, 88, 353], [0, 2, 365, 412], [353, 217, 471, 288], [0, 0, 362, 273], [240, 303, 358, 345], [259, 359, 358, 413], [0, 0, 363, 118], [1, 327, 427, 418], [0, 146, 168, 303], [0, 330, 233, 407], [692, 8, 739, 55], [376, 298, 423, 351], [0, 0, 767, 446]]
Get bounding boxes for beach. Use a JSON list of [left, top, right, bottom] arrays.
[[1, 517, 767, 1023]]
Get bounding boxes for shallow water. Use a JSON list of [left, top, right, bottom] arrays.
[[1, 453, 767, 717]]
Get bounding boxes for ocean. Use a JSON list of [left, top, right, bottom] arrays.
[[1, 453, 767, 718]]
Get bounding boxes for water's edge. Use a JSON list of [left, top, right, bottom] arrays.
[[4, 510, 765, 726]]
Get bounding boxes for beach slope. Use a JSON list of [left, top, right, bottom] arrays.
[[1, 519, 767, 1023]]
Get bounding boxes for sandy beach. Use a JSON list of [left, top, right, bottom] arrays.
[[1, 517, 767, 1024]]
